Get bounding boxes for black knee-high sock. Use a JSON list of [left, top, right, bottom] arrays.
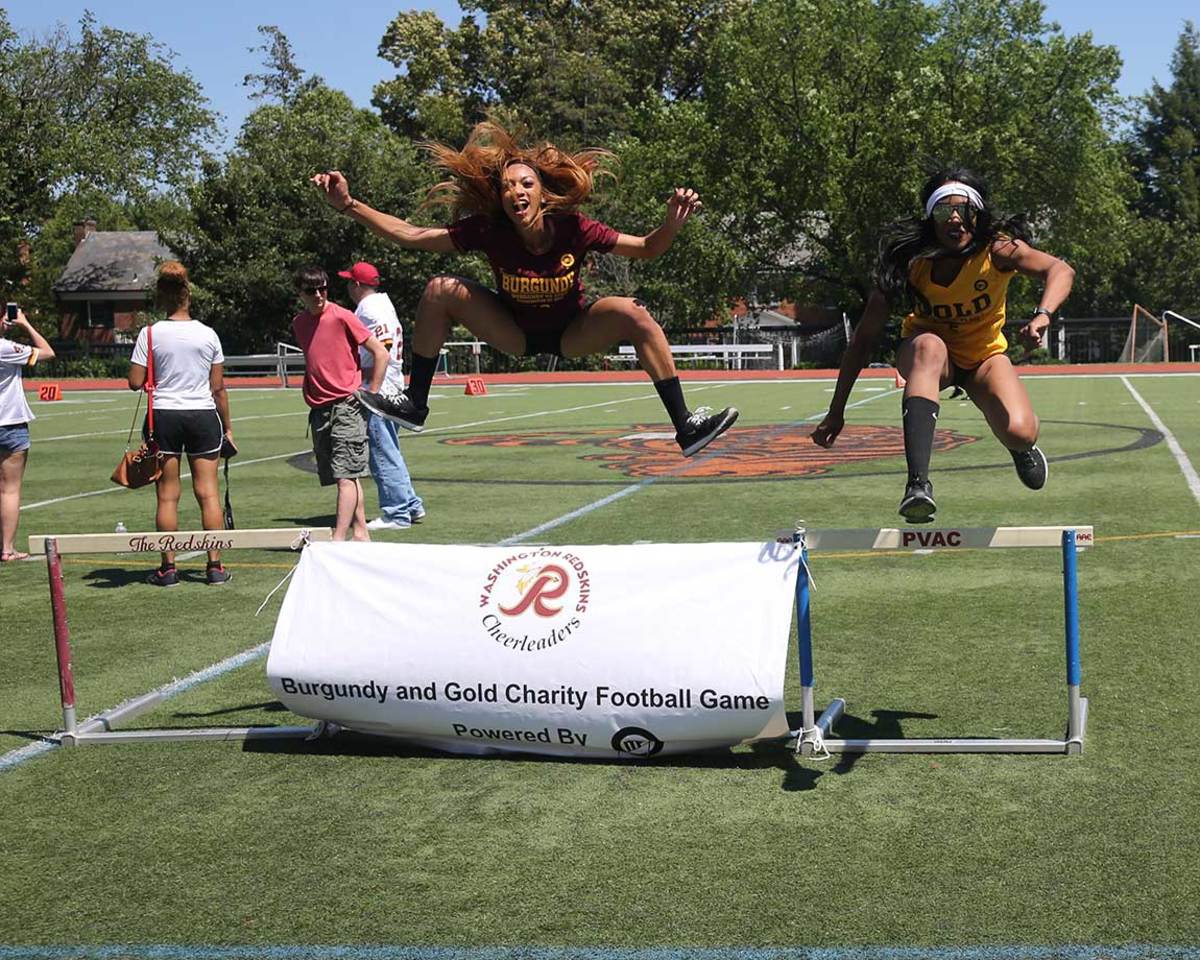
[[406, 352, 439, 407], [654, 376, 691, 431], [902, 395, 939, 482]]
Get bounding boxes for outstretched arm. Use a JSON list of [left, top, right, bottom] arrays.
[[610, 188, 703, 260], [810, 290, 890, 448], [992, 237, 1075, 349], [311, 171, 458, 255]]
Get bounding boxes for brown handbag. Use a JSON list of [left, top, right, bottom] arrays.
[[111, 325, 164, 489]]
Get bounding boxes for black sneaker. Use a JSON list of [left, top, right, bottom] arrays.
[[1011, 445, 1048, 490], [675, 406, 739, 457], [147, 565, 179, 587], [357, 388, 428, 432], [206, 562, 232, 585], [898, 478, 936, 524]]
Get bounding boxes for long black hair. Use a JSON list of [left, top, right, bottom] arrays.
[[873, 167, 1031, 303]]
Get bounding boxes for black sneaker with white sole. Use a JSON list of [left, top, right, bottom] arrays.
[[898, 478, 937, 524], [357, 388, 429, 431], [675, 406, 739, 457], [1011, 445, 1048, 490]]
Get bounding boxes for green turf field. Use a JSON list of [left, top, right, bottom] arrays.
[[1, 373, 1198, 957]]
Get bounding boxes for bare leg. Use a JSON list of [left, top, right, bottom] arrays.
[[351, 479, 369, 541], [0, 450, 28, 558], [414, 276, 527, 357], [154, 455, 183, 568], [561, 296, 678, 380], [187, 453, 224, 564], [896, 332, 955, 398], [963, 353, 1039, 450], [333, 478, 365, 541]]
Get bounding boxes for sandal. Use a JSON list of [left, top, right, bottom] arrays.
[[1, 550, 31, 562]]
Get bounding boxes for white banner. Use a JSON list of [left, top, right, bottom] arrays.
[[267, 540, 798, 758]]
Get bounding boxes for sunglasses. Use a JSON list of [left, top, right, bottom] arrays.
[[930, 202, 975, 224], [300, 284, 327, 295]]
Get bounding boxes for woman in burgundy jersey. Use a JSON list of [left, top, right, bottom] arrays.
[[312, 121, 737, 457]]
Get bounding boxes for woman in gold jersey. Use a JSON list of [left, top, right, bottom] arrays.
[[811, 168, 1075, 523]]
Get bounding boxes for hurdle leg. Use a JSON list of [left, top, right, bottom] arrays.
[[46, 538, 79, 742], [1063, 529, 1088, 754], [792, 540, 845, 756]]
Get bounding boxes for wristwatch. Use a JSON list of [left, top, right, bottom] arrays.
[[1031, 307, 1052, 319]]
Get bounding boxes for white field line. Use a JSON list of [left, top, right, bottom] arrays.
[[21, 387, 714, 513], [1122, 377, 1200, 508], [0, 642, 273, 774], [501, 387, 900, 545]]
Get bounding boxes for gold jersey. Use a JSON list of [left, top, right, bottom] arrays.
[[901, 247, 1016, 368]]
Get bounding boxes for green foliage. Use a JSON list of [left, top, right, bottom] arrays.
[[617, 0, 1133, 323], [372, 0, 746, 144], [0, 11, 218, 292], [177, 82, 447, 352]]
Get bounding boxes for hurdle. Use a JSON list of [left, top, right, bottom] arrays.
[[29, 528, 332, 747], [790, 525, 1092, 756]]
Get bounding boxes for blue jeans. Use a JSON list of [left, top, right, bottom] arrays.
[[367, 413, 423, 523]]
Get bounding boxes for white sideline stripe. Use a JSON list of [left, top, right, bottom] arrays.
[[20, 389, 716, 513], [1122, 377, 1200, 507], [0, 643, 272, 774], [502, 388, 899, 545]]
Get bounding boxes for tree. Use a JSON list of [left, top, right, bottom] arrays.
[[0, 12, 218, 293], [1132, 21, 1200, 228], [243, 25, 307, 104], [606, 0, 1134, 324], [372, 0, 747, 145], [177, 82, 441, 352]]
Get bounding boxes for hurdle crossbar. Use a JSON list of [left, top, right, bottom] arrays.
[[791, 525, 1091, 756], [38, 527, 332, 747]]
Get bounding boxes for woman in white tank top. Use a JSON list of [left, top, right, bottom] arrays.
[[128, 262, 234, 586]]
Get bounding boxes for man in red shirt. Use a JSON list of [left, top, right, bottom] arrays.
[[291, 265, 390, 540]]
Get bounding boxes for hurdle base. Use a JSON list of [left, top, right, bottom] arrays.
[[56, 687, 322, 747], [60, 724, 320, 746], [794, 697, 1087, 756]]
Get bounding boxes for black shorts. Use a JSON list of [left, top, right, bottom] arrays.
[[143, 408, 223, 456]]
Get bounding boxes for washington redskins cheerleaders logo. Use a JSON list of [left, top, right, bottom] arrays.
[[477, 548, 592, 653], [447, 425, 977, 480]]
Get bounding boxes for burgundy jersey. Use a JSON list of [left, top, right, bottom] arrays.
[[447, 212, 619, 331]]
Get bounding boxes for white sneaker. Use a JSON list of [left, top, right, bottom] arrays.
[[366, 516, 412, 531]]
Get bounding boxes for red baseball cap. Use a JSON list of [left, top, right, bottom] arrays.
[[337, 261, 380, 286]]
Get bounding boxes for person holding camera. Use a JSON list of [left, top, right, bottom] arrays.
[[128, 262, 234, 586], [1, 304, 55, 562]]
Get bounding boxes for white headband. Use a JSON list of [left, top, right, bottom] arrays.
[[925, 182, 985, 218]]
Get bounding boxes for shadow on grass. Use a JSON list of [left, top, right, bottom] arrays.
[[274, 514, 335, 527], [172, 700, 289, 719], [783, 706, 941, 777], [240, 722, 841, 792], [80, 566, 155, 589]]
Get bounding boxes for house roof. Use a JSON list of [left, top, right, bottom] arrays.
[[54, 231, 175, 299]]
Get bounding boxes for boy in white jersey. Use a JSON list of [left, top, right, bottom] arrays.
[[339, 261, 425, 530]]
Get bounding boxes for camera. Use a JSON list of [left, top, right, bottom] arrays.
[[5, 303, 16, 322]]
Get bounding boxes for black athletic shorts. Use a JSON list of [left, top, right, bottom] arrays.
[[143, 408, 223, 456]]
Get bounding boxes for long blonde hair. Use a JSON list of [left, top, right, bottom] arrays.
[[155, 260, 190, 314], [420, 121, 614, 219]]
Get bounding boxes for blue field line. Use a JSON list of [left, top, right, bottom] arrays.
[[0, 643, 272, 775], [0, 945, 1197, 960]]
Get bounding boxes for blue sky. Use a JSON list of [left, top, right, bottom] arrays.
[[5, 0, 1197, 145]]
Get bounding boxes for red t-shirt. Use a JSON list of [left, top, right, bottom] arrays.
[[291, 303, 370, 407], [447, 212, 620, 331]]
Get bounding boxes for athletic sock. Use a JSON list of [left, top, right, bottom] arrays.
[[406, 352, 439, 407], [654, 376, 691, 432], [902, 395, 940, 482]]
